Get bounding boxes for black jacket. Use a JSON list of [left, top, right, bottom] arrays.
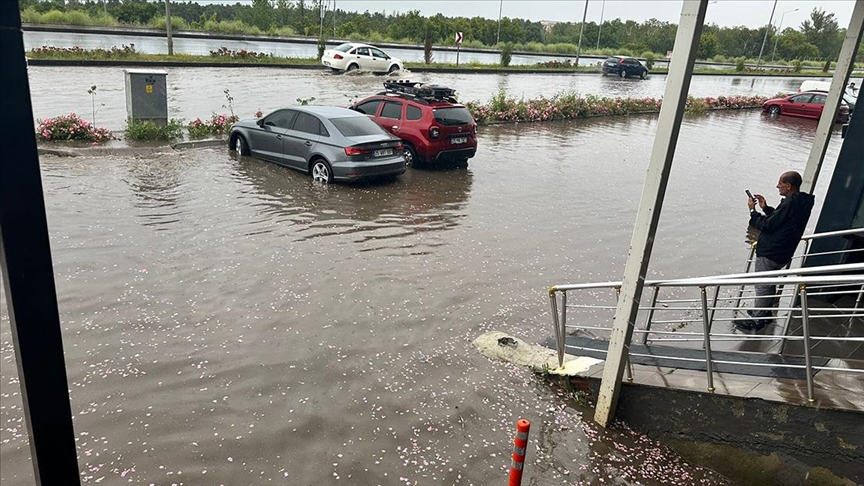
[[749, 192, 814, 264]]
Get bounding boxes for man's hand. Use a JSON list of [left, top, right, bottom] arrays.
[[754, 194, 767, 210], [747, 196, 756, 211]]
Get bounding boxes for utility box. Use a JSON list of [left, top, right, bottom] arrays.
[[124, 69, 168, 125]]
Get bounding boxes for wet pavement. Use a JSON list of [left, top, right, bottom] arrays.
[[25, 64, 863, 132], [1, 106, 844, 483]]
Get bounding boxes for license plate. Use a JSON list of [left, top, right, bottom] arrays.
[[373, 148, 394, 157], [451, 136, 467, 144]]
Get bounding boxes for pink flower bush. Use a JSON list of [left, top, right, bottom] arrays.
[[186, 113, 239, 138], [209, 47, 270, 60], [35, 113, 114, 143], [466, 92, 770, 125]]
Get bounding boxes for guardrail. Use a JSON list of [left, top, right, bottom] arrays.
[[548, 266, 864, 403]]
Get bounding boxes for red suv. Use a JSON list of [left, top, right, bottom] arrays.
[[351, 81, 477, 166]]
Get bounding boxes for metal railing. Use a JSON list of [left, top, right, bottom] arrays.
[[548, 269, 864, 404]]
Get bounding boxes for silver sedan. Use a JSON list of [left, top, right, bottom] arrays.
[[229, 106, 406, 183]]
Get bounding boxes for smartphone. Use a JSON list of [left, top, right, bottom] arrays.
[[745, 190, 757, 202]]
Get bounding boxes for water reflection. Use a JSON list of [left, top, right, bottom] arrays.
[[227, 153, 472, 243], [123, 155, 188, 229]]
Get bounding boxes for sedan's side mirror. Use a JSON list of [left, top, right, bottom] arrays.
[[256, 118, 265, 127]]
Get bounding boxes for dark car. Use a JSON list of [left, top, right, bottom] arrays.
[[762, 91, 850, 123], [229, 106, 405, 184], [601, 56, 649, 79], [351, 81, 477, 166]]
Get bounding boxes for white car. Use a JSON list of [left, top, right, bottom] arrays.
[[321, 43, 403, 74]]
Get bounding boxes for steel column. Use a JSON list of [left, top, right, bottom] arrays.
[[0, 2, 81, 483], [593, 0, 708, 428], [801, 0, 864, 195], [799, 285, 815, 403]]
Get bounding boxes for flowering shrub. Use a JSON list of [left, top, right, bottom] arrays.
[[36, 113, 114, 143], [209, 47, 270, 59], [30, 44, 136, 59], [465, 90, 770, 125], [187, 113, 239, 138], [535, 59, 574, 68]]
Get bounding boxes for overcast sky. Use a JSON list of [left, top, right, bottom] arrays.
[[327, 1, 856, 30]]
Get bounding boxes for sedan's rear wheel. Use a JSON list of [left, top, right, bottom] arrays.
[[311, 159, 333, 183], [619, 70, 627, 78], [347, 63, 359, 72], [768, 105, 781, 116]]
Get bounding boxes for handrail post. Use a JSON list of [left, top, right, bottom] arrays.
[[856, 284, 864, 309], [641, 286, 660, 345], [707, 285, 720, 330], [733, 243, 757, 312], [799, 284, 815, 404], [625, 354, 634, 382], [549, 288, 563, 368], [700, 286, 715, 392], [560, 291, 567, 365]]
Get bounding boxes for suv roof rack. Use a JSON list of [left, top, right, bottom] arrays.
[[380, 80, 458, 103]]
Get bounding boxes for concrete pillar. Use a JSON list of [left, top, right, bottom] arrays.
[[801, 0, 864, 195], [593, 0, 709, 428]]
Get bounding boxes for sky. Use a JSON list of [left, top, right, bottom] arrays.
[[323, 1, 856, 30]]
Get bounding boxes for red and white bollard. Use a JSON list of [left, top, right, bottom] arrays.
[[508, 419, 531, 486]]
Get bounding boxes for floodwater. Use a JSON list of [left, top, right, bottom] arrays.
[[1, 104, 843, 484], [25, 65, 863, 131]]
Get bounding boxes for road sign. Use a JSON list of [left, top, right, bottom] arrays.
[[455, 32, 463, 44]]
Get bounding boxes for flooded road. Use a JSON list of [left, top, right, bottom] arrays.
[[26, 65, 863, 131], [1, 108, 842, 484]]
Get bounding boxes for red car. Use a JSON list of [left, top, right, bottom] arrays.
[[762, 90, 850, 123], [351, 81, 477, 166]]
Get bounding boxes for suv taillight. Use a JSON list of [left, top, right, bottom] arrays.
[[429, 126, 440, 139]]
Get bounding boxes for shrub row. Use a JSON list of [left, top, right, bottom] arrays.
[[465, 91, 771, 124]]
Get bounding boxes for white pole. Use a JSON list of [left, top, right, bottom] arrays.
[[165, 0, 173, 56], [575, 0, 588, 66], [771, 8, 798, 62], [594, 0, 709, 428], [755, 0, 778, 68], [496, 0, 504, 45], [596, 0, 605, 49], [801, 0, 864, 195]]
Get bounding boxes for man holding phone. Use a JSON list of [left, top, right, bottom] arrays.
[[738, 171, 814, 332]]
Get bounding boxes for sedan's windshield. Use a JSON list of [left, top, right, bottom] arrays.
[[334, 43, 354, 53], [330, 116, 385, 137]]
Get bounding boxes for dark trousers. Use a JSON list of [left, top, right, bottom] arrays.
[[752, 256, 786, 318]]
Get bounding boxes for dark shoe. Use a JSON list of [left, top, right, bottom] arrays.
[[734, 319, 767, 332]]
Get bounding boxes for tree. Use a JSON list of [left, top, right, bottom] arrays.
[[248, 0, 274, 32], [697, 32, 718, 59], [801, 8, 842, 59], [775, 30, 820, 60]]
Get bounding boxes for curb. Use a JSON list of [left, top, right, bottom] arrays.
[[173, 139, 226, 150], [26, 59, 845, 78], [38, 146, 177, 157]]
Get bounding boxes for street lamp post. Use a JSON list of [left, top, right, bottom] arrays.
[[755, 0, 778, 69], [575, 0, 588, 66], [596, 0, 605, 49], [496, 0, 503, 45], [771, 8, 798, 62]]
